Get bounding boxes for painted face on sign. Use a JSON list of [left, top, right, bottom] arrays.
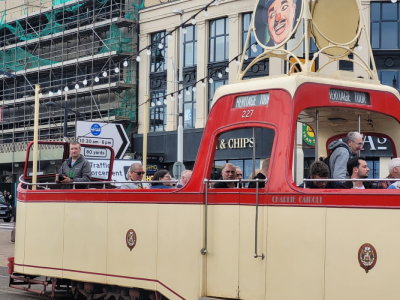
[[267, 0, 296, 45]]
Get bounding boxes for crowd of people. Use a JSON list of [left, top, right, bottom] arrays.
[[303, 131, 400, 189], [56, 138, 400, 191]]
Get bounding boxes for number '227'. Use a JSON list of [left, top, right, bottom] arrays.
[[241, 109, 254, 118]]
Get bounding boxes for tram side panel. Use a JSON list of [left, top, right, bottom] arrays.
[[156, 204, 203, 299], [237, 204, 267, 300], [265, 206, 326, 300], [325, 206, 400, 300], [106, 201, 204, 299], [14, 199, 65, 278], [205, 204, 240, 298], [106, 202, 159, 292], [62, 202, 108, 284]]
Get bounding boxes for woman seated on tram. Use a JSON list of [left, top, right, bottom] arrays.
[[151, 170, 175, 189]]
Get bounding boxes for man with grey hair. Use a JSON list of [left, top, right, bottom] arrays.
[[213, 163, 237, 188], [379, 157, 400, 189], [328, 131, 363, 181], [120, 162, 150, 189], [177, 170, 193, 188]]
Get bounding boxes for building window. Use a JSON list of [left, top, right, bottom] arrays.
[[149, 89, 166, 132], [209, 18, 229, 63], [371, 2, 399, 49], [242, 13, 268, 79], [379, 70, 399, 90], [150, 31, 167, 131], [183, 87, 196, 128], [150, 31, 168, 73], [208, 77, 227, 111], [184, 25, 197, 67], [242, 13, 263, 58], [182, 25, 197, 128], [208, 18, 229, 110]]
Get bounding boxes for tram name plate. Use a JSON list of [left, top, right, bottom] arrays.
[[234, 93, 270, 108], [329, 89, 370, 105]]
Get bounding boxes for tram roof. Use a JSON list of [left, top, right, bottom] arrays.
[[212, 72, 400, 107]]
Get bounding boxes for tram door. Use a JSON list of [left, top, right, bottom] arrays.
[[205, 193, 267, 300], [204, 126, 272, 299]]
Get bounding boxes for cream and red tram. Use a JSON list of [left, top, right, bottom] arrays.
[[9, 0, 400, 299]]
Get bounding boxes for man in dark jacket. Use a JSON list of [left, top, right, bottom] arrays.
[[328, 131, 363, 180], [58, 142, 91, 186]]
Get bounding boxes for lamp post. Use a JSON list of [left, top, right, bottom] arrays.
[[173, 8, 184, 178], [46, 97, 82, 140]]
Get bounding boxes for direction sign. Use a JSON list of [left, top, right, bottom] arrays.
[[76, 121, 130, 159]]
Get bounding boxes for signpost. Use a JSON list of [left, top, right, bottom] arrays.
[[76, 121, 130, 159]]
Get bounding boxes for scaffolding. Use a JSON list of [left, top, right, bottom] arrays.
[[0, 0, 140, 149]]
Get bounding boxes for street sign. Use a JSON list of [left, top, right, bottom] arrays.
[[172, 161, 185, 179], [89, 159, 139, 183], [76, 121, 130, 159]]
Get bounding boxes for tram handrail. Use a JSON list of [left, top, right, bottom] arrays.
[[18, 176, 179, 190], [201, 179, 209, 255], [302, 178, 396, 188], [254, 179, 265, 259]]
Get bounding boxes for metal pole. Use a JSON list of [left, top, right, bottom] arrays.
[[177, 12, 184, 173], [32, 84, 40, 190], [142, 95, 149, 180], [64, 92, 68, 139]]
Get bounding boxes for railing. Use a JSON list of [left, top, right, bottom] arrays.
[[302, 178, 396, 188], [19, 177, 179, 190]]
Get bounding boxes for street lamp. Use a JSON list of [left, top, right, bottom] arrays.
[[45, 99, 83, 139], [172, 8, 185, 178]]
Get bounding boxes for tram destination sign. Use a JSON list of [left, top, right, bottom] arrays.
[[234, 93, 270, 108], [329, 88, 370, 105]]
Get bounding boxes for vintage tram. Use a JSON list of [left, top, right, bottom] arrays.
[[8, 0, 400, 299]]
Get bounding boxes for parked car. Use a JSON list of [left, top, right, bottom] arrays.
[[0, 192, 12, 222]]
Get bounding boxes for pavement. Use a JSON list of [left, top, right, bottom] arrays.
[[0, 222, 15, 267]]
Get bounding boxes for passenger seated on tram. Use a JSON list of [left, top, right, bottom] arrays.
[[248, 158, 269, 188], [300, 160, 333, 189], [120, 162, 151, 189], [388, 181, 400, 189], [177, 170, 192, 188], [151, 170, 174, 189], [379, 158, 400, 189], [213, 163, 237, 188], [343, 157, 372, 189]]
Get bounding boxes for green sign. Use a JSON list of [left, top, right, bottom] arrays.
[[302, 124, 315, 146]]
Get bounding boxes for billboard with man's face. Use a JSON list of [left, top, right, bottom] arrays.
[[254, 0, 302, 48]]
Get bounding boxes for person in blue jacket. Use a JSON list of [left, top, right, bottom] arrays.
[[151, 169, 174, 189]]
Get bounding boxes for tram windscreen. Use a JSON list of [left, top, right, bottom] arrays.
[[26, 143, 65, 177], [211, 126, 274, 185]]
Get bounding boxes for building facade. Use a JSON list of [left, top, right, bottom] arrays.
[[136, 0, 399, 178], [0, 0, 139, 181]]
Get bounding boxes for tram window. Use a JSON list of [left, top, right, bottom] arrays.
[[296, 107, 400, 189], [210, 127, 274, 188], [26, 144, 64, 178]]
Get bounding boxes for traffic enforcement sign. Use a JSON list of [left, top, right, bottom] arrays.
[[76, 121, 130, 159]]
